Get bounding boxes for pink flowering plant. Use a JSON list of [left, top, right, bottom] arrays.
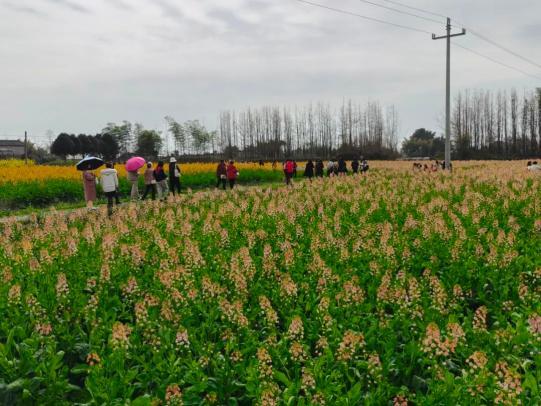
[[0, 162, 540, 404]]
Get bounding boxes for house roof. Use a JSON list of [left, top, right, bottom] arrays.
[[0, 140, 25, 147]]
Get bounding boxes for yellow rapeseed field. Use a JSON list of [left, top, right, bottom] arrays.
[[0, 160, 274, 184]]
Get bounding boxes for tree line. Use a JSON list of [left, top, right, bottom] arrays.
[[452, 88, 541, 159], [218, 100, 400, 160]]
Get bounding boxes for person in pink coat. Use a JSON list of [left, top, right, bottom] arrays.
[[82, 170, 97, 208]]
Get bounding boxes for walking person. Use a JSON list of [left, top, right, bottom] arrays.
[[82, 170, 97, 208], [351, 158, 359, 174], [100, 162, 119, 216], [141, 162, 157, 200], [361, 158, 369, 174], [227, 160, 238, 189], [327, 160, 335, 177], [284, 159, 295, 186], [169, 157, 181, 196], [127, 169, 140, 200], [304, 159, 314, 182], [216, 160, 227, 190], [315, 159, 324, 178], [337, 157, 347, 176], [154, 161, 168, 200]]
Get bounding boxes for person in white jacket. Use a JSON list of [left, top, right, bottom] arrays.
[[100, 162, 120, 216]]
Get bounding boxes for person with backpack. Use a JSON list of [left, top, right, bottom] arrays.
[[154, 161, 168, 200], [315, 159, 324, 177], [100, 162, 120, 216], [304, 160, 314, 181], [141, 162, 157, 200], [169, 157, 181, 196], [216, 160, 227, 190], [284, 159, 295, 186], [226, 160, 238, 189]]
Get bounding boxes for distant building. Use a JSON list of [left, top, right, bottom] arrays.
[[0, 140, 25, 158]]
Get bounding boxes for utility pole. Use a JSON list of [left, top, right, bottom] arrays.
[[24, 131, 28, 164], [433, 18, 466, 171]]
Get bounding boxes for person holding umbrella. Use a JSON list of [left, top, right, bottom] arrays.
[[125, 157, 146, 201], [169, 157, 181, 196], [76, 156, 104, 209]]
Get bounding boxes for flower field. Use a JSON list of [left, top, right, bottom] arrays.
[[0, 161, 283, 210], [1, 162, 541, 404]]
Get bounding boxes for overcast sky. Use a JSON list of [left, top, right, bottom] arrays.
[[1, 0, 540, 145]]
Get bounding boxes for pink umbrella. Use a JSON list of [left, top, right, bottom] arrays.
[[125, 156, 146, 172]]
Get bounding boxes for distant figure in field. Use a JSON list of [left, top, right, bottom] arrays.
[[337, 158, 347, 176], [259, 159, 264, 166], [327, 160, 335, 177], [142, 162, 157, 201], [272, 160, 277, 171], [293, 161, 298, 178], [100, 162, 120, 216], [304, 159, 314, 181], [127, 169, 139, 200], [227, 160, 239, 189], [528, 161, 541, 172], [361, 158, 369, 174], [283, 159, 295, 186], [315, 159, 324, 177], [351, 158, 360, 174], [154, 161, 168, 200], [169, 157, 181, 196], [216, 160, 227, 190], [82, 169, 97, 208]]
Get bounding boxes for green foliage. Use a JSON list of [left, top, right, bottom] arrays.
[[0, 169, 285, 210], [0, 168, 539, 404], [401, 128, 445, 158], [136, 129, 163, 159]]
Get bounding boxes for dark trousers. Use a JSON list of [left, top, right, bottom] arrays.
[[216, 177, 226, 190], [105, 191, 118, 216], [229, 179, 236, 189], [285, 173, 293, 185], [170, 177, 181, 195], [142, 184, 156, 200]]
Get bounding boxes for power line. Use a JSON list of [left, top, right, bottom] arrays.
[[294, 0, 433, 34], [463, 28, 541, 72], [378, 0, 447, 19], [455, 43, 541, 81], [356, 0, 444, 25], [377, 0, 541, 72]]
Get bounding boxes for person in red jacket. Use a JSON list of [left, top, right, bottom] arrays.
[[283, 159, 295, 186], [226, 160, 238, 189]]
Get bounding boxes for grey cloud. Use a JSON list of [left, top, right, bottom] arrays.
[[208, 8, 255, 31], [3, 3, 46, 16], [108, 0, 133, 12], [518, 23, 541, 40], [153, 0, 183, 20], [43, 0, 90, 14]]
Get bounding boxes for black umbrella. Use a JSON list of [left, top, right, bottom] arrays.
[[76, 156, 104, 171]]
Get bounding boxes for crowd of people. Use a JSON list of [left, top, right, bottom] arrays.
[[412, 160, 451, 172], [81, 157, 369, 215]]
